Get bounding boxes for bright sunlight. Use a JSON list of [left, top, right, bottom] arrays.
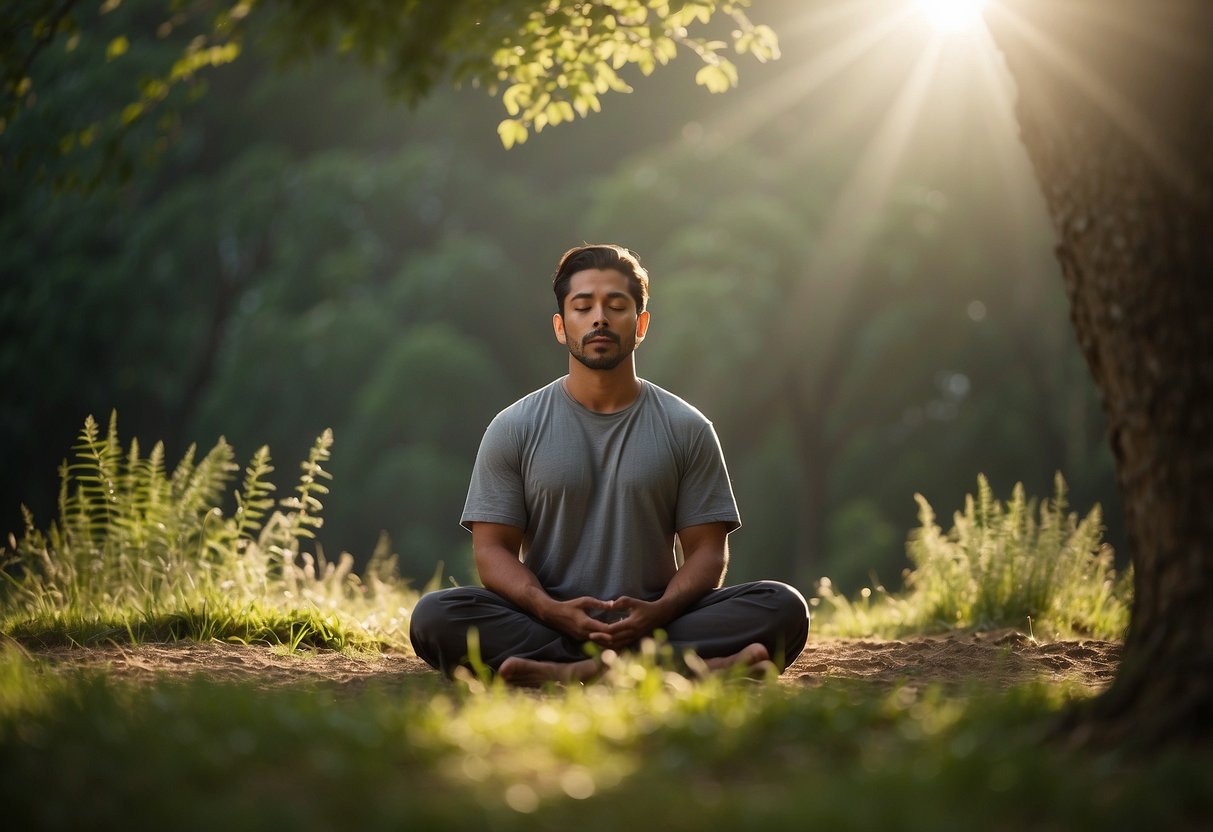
[[915, 0, 989, 33]]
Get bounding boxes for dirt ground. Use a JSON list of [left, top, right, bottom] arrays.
[[19, 630, 1121, 693]]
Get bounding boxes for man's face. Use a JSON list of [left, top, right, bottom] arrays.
[[553, 268, 649, 371]]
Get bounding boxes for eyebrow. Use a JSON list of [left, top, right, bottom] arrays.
[[570, 291, 631, 302]]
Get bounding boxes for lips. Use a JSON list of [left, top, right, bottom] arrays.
[[584, 334, 619, 346]]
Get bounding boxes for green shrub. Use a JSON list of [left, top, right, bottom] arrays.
[[0, 413, 421, 650], [817, 474, 1132, 640]]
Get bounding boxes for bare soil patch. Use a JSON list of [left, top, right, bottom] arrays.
[[790, 630, 1121, 692], [18, 629, 1120, 692]]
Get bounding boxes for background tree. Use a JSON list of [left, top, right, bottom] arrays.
[[1, 0, 778, 186], [987, 0, 1213, 744], [3, 1, 1122, 621]]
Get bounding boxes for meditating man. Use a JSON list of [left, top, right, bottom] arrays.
[[409, 244, 809, 684]]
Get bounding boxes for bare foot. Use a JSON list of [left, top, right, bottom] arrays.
[[498, 656, 599, 687], [702, 643, 777, 678]]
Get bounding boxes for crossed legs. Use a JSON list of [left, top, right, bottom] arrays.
[[409, 580, 810, 684]]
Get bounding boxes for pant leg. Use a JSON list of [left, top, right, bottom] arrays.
[[663, 580, 809, 670], [409, 586, 589, 677]]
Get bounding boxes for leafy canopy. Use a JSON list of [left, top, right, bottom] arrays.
[[2, 0, 779, 181]]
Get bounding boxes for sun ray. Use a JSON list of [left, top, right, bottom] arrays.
[[972, 28, 1056, 291], [778, 0, 884, 39], [710, 2, 919, 146], [1023, 0, 1207, 66], [786, 38, 947, 347], [986, 4, 1193, 193]]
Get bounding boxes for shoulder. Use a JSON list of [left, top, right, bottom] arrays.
[[479, 379, 566, 450], [490, 378, 564, 426], [640, 380, 714, 430]]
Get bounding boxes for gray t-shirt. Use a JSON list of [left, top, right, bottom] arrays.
[[461, 377, 741, 603]]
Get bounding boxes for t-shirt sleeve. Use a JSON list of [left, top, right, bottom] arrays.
[[675, 422, 741, 533], [460, 413, 528, 531]]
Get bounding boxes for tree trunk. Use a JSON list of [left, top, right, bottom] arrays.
[[987, 0, 1213, 745]]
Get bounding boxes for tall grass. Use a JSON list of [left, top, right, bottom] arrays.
[[0, 413, 421, 650], [3, 416, 1132, 650], [816, 474, 1132, 640]]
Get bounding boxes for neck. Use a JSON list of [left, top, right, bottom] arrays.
[[563, 358, 641, 413]]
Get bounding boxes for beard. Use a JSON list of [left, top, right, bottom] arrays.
[[568, 330, 633, 370]]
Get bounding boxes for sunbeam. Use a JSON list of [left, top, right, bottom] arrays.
[[710, 2, 917, 146], [986, 3, 1193, 192], [971, 31, 1057, 298], [784, 38, 946, 351], [815, 37, 945, 278]]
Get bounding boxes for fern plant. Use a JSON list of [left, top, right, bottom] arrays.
[[0, 414, 421, 651]]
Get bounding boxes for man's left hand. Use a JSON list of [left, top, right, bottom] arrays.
[[596, 596, 672, 650]]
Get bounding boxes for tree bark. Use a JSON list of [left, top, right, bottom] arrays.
[[987, 0, 1213, 745]]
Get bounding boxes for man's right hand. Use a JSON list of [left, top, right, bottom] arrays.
[[540, 596, 615, 642]]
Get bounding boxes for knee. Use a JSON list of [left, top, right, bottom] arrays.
[[754, 580, 810, 663], [408, 588, 471, 658], [407, 591, 444, 657], [753, 580, 809, 623], [410, 591, 439, 632]]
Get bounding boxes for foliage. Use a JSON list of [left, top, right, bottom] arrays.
[[2, 643, 1211, 830], [2, 0, 779, 184], [0, 0, 1120, 597], [265, 0, 780, 147], [815, 474, 1132, 640], [0, 414, 420, 650], [1, 0, 234, 189]]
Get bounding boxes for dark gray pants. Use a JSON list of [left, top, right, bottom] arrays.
[[409, 580, 810, 678]]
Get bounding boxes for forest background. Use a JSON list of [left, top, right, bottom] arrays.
[[0, 0, 1121, 596]]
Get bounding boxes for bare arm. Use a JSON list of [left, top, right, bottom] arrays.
[[471, 521, 614, 643], [599, 521, 730, 649]]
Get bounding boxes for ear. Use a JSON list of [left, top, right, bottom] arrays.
[[552, 312, 568, 345], [635, 309, 650, 345]]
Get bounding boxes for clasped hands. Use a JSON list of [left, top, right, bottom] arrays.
[[543, 595, 670, 650]]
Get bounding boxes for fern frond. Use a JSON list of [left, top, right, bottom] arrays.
[[233, 446, 276, 541], [170, 443, 199, 501], [278, 429, 334, 551], [59, 414, 125, 555], [138, 441, 173, 557], [174, 438, 237, 526]]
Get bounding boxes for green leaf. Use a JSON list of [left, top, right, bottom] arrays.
[[120, 102, 144, 125], [502, 83, 530, 116], [694, 62, 736, 93], [497, 118, 528, 150], [106, 36, 130, 62]]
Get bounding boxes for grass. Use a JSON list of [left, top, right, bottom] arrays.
[[2, 643, 1211, 831], [813, 475, 1132, 641], [0, 414, 423, 652], [2, 601, 359, 652], [1, 417, 1189, 829]]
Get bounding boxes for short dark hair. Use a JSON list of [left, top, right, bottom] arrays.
[[552, 244, 650, 314]]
